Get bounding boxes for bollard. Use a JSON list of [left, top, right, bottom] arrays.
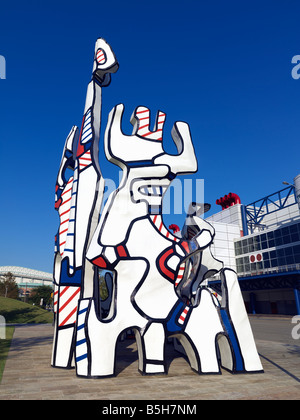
[[0, 315, 6, 339]]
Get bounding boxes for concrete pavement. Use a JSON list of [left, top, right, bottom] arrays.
[[0, 317, 300, 400]]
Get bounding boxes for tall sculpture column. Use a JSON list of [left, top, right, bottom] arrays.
[[51, 39, 118, 368]]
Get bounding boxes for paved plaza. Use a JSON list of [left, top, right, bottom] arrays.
[[0, 316, 300, 400]]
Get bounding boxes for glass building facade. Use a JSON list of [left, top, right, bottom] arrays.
[[234, 221, 300, 275]]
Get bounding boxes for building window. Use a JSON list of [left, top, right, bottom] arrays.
[[291, 231, 300, 242], [248, 237, 254, 253], [236, 257, 244, 273], [274, 230, 283, 246], [242, 239, 249, 254], [290, 224, 300, 242], [253, 236, 260, 251], [271, 258, 278, 267], [286, 255, 295, 265], [234, 242, 242, 256], [267, 231, 275, 248]]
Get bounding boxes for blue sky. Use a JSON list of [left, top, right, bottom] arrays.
[[1, 0, 300, 273]]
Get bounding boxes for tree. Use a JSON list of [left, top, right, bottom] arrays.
[[30, 285, 53, 307], [99, 271, 109, 300], [0, 272, 19, 299]]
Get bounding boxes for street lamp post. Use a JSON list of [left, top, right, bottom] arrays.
[[282, 181, 294, 187]]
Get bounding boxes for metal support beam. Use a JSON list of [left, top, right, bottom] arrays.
[[240, 204, 249, 236], [245, 185, 296, 232], [294, 288, 300, 315]]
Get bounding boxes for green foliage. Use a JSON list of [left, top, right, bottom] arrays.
[[99, 275, 109, 300], [0, 272, 19, 299], [29, 285, 53, 307], [0, 296, 53, 324]]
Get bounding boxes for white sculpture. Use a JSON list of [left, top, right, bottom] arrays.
[[51, 39, 118, 368], [52, 38, 263, 378]]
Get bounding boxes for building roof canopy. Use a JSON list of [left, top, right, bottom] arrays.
[[0, 266, 52, 281]]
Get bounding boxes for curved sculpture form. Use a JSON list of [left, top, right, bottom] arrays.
[[52, 38, 263, 378]]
